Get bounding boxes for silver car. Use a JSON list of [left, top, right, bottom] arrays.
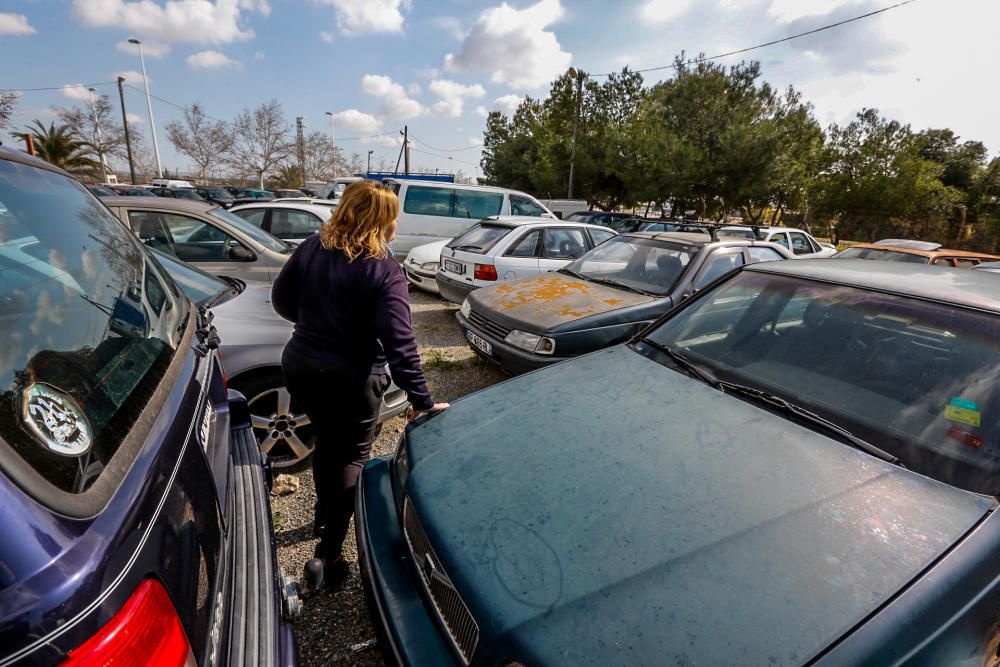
[[150, 248, 409, 470], [229, 200, 337, 245], [103, 196, 293, 283]]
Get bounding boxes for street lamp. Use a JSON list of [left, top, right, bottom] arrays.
[[87, 87, 110, 181], [128, 38, 162, 178], [566, 67, 586, 199], [324, 111, 337, 177], [367, 149, 374, 174]]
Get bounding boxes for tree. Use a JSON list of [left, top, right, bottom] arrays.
[[227, 99, 294, 188], [347, 152, 364, 175], [271, 164, 303, 189], [55, 94, 142, 175], [480, 99, 543, 192], [165, 103, 231, 184], [302, 131, 346, 182], [23, 121, 100, 178], [0, 92, 17, 130]]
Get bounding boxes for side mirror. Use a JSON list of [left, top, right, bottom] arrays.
[[229, 245, 255, 262]]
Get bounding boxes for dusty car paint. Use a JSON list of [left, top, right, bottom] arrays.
[[474, 273, 651, 328]]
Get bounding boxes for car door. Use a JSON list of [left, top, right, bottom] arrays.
[[496, 229, 542, 280], [125, 209, 272, 282], [269, 208, 324, 242], [788, 231, 819, 258], [230, 207, 269, 231], [538, 227, 590, 272]]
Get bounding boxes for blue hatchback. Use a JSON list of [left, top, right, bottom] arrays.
[[0, 148, 295, 665]]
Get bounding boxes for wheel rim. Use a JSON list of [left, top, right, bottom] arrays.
[[247, 385, 315, 468]]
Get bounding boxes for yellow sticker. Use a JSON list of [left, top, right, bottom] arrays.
[[945, 405, 982, 428]]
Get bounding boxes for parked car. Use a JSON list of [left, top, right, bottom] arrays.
[[235, 188, 276, 200], [383, 179, 555, 257], [834, 239, 1000, 266], [747, 226, 837, 257], [150, 248, 408, 470], [358, 258, 1000, 667], [299, 187, 320, 197], [195, 186, 236, 208], [638, 220, 754, 237], [271, 188, 307, 199], [435, 218, 618, 304], [404, 240, 448, 294], [565, 210, 643, 232], [541, 198, 589, 219], [102, 196, 293, 284], [151, 177, 194, 188], [86, 184, 117, 196], [458, 231, 792, 374], [230, 200, 336, 245], [972, 260, 1000, 273], [110, 184, 158, 197], [0, 146, 296, 665], [149, 186, 206, 201], [321, 176, 364, 200]]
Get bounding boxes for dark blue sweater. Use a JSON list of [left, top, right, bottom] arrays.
[[271, 235, 434, 411]]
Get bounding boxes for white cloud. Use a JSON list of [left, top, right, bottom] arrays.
[[116, 39, 170, 58], [639, 0, 693, 24], [186, 49, 240, 69], [60, 85, 94, 102], [362, 74, 425, 119], [408, 83, 421, 95], [0, 12, 37, 36], [428, 79, 486, 118], [375, 134, 403, 148], [767, 0, 861, 22], [72, 0, 268, 45], [254, 50, 265, 60], [444, 0, 572, 90], [474, 105, 488, 118], [126, 112, 144, 124], [468, 137, 483, 146], [418, 67, 442, 79], [493, 94, 522, 116], [320, 30, 334, 43], [312, 0, 409, 36], [114, 70, 147, 86], [330, 109, 382, 133], [431, 15, 464, 39]]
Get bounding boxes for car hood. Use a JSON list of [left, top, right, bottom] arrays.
[[408, 240, 448, 264], [404, 345, 994, 665], [469, 273, 654, 331], [210, 281, 291, 347]]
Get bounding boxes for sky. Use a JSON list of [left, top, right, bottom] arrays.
[[1, 0, 998, 182]]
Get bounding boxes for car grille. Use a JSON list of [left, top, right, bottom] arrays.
[[403, 497, 479, 664], [468, 309, 510, 340]]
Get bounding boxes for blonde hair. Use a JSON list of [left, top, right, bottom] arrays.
[[319, 180, 399, 261]]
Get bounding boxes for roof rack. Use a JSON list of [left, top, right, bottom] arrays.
[[666, 221, 761, 242]]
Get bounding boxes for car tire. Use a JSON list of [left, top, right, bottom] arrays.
[[229, 369, 316, 473]]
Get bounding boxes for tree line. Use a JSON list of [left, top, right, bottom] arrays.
[[481, 56, 1000, 251]]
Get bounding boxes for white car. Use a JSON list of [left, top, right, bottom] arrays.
[[752, 226, 836, 258], [404, 240, 448, 294], [435, 217, 617, 304], [229, 200, 336, 245]]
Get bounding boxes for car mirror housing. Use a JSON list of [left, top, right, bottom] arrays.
[[229, 245, 255, 262]]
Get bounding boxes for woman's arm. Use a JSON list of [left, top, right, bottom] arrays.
[[375, 263, 436, 411], [270, 242, 303, 323]]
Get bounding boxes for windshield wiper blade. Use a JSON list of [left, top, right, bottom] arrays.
[[717, 381, 902, 466], [587, 277, 656, 296], [558, 267, 586, 279], [640, 338, 722, 389], [451, 244, 483, 252]]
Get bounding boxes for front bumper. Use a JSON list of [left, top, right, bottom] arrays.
[[435, 272, 477, 305], [404, 265, 440, 294], [356, 457, 459, 667], [455, 311, 562, 375]]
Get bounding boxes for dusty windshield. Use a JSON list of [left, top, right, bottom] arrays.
[[643, 271, 1000, 496], [0, 159, 185, 494], [563, 236, 697, 295]]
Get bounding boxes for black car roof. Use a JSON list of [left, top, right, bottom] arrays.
[[748, 258, 1000, 313]]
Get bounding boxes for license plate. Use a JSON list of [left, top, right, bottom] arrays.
[[465, 329, 492, 356], [444, 259, 465, 275]]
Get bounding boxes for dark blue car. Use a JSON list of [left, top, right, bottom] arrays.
[[0, 148, 296, 665], [358, 259, 1000, 665]]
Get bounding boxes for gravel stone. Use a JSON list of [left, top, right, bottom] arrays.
[[272, 286, 506, 665]]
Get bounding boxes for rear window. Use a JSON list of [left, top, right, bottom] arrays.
[[0, 159, 185, 495], [404, 186, 503, 219], [836, 247, 930, 263], [447, 223, 513, 254]]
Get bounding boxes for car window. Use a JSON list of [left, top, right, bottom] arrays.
[[641, 222, 667, 232], [271, 209, 324, 238], [565, 236, 697, 295], [509, 195, 548, 217], [789, 232, 813, 255], [770, 232, 790, 249], [835, 247, 930, 263], [447, 223, 512, 254], [231, 208, 267, 228], [694, 249, 745, 289], [454, 189, 503, 219], [404, 185, 453, 217], [208, 207, 289, 253], [0, 159, 184, 496], [543, 228, 588, 259], [955, 258, 978, 269], [505, 230, 542, 257], [589, 228, 616, 246], [129, 211, 243, 262], [565, 213, 590, 222], [807, 236, 822, 253], [645, 271, 1000, 496], [748, 246, 785, 263]]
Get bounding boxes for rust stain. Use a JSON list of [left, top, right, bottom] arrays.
[[489, 274, 598, 316], [603, 299, 624, 306]]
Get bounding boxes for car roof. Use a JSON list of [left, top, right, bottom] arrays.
[[235, 198, 338, 208], [385, 178, 528, 194], [748, 258, 1000, 313], [845, 242, 1000, 260], [482, 216, 611, 229], [0, 145, 73, 177], [99, 195, 217, 213], [232, 202, 335, 217], [569, 210, 635, 218]]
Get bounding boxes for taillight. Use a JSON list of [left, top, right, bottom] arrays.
[[474, 264, 498, 281], [63, 579, 195, 667]]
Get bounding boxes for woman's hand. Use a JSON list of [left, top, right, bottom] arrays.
[[407, 402, 450, 423]]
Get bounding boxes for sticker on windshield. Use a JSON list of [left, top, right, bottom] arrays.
[[21, 383, 93, 457], [945, 398, 981, 428]]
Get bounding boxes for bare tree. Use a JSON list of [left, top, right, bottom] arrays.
[[55, 94, 142, 171], [303, 131, 340, 182], [348, 152, 364, 175], [228, 99, 294, 188], [165, 103, 231, 184], [0, 93, 17, 130]]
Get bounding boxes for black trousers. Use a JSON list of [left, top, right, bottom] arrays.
[[282, 346, 390, 560]]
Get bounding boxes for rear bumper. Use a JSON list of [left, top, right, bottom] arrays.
[[355, 457, 459, 667], [455, 311, 561, 375], [404, 266, 440, 294], [436, 273, 477, 305]]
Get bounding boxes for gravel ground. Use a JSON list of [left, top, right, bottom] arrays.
[[270, 287, 506, 665]]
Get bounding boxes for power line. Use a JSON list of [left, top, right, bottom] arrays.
[[409, 134, 483, 153], [0, 81, 117, 93], [590, 0, 919, 78], [409, 147, 480, 167]]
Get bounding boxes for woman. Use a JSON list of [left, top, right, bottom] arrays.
[[271, 180, 446, 586]]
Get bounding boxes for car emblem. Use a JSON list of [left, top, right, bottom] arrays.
[[199, 402, 214, 450], [22, 383, 92, 457]]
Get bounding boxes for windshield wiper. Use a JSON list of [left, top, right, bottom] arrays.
[[716, 380, 902, 466], [558, 267, 586, 280], [587, 277, 657, 296], [640, 338, 722, 389], [451, 244, 483, 252]]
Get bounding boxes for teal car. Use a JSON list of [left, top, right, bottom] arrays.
[[357, 260, 1000, 665]]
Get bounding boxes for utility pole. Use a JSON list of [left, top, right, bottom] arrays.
[[324, 111, 337, 177], [404, 125, 410, 175], [367, 149, 373, 174], [87, 87, 110, 181], [567, 68, 586, 199], [295, 116, 306, 187], [129, 39, 162, 178], [117, 76, 137, 184]]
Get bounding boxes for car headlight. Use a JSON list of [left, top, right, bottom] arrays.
[[504, 330, 556, 355], [420, 261, 439, 272], [460, 298, 471, 319]]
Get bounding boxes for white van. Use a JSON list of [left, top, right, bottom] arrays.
[[321, 177, 364, 200], [384, 179, 555, 256], [151, 178, 195, 188]]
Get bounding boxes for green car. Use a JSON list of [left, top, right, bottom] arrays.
[[357, 259, 1000, 666]]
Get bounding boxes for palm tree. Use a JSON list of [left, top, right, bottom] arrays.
[[23, 120, 100, 178]]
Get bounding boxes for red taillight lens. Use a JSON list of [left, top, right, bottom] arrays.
[[63, 579, 194, 667], [474, 264, 498, 281]]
